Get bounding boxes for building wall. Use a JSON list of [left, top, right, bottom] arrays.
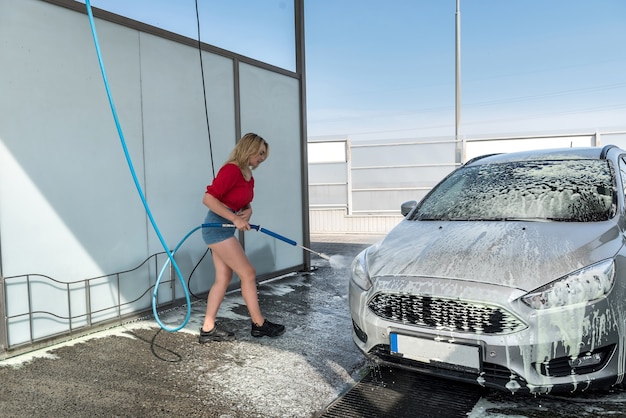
[[0, 0, 305, 354], [309, 209, 403, 235]]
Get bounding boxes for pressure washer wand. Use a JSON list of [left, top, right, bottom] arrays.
[[202, 223, 331, 261], [250, 224, 331, 261]]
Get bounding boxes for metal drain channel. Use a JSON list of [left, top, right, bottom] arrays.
[[319, 366, 485, 418]]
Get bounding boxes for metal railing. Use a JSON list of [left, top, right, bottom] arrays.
[[1, 251, 175, 358]]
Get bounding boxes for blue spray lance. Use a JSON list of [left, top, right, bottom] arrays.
[[84, 1, 328, 332], [208, 223, 330, 260]]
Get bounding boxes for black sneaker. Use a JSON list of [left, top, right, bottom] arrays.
[[251, 319, 285, 338], [198, 326, 235, 343]]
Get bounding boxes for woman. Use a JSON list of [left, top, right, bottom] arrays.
[[199, 133, 285, 343]]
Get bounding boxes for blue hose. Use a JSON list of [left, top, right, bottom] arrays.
[[85, 1, 191, 332]]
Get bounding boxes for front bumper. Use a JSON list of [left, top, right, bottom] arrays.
[[349, 276, 625, 394]]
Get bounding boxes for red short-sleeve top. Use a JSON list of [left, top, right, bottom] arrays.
[[205, 163, 254, 212]]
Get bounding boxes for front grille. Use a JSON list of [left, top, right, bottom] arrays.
[[368, 292, 526, 335]]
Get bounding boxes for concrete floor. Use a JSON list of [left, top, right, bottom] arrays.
[[3, 233, 626, 417], [0, 234, 382, 418]]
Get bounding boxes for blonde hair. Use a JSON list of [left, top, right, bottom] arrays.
[[228, 133, 269, 171]]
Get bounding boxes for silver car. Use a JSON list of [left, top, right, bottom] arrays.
[[349, 145, 626, 394]]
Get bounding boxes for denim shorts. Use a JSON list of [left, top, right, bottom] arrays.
[[201, 210, 237, 245]]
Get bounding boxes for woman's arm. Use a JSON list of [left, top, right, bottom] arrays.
[[202, 193, 250, 230]]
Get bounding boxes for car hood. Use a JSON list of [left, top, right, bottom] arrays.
[[365, 220, 624, 291]]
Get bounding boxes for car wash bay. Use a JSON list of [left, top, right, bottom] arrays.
[[2, 237, 626, 417]]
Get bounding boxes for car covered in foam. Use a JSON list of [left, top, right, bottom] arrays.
[[349, 145, 626, 394]]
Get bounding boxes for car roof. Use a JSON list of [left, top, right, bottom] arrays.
[[466, 145, 623, 166]]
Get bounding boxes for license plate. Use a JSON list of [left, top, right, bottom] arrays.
[[390, 333, 480, 373]]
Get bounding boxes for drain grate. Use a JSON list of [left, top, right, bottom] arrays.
[[319, 366, 485, 418]]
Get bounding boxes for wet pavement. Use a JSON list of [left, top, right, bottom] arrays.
[[0, 234, 379, 417], [2, 233, 626, 417]]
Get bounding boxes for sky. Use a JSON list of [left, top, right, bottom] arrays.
[[80, 0, 626, 142]]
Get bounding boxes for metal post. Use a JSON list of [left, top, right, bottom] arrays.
[[346, 138, 353, 215], [0, 275, 7, 355], [0, 218, 4, 354], [85, 279, 92, 326], [117, 273, 122, 320], [27, 276, 33, 344], [455, 0, 463, 164], [66, 283, 73, 333], [170, 257, 176, 302], [295, 0, 311, 269]]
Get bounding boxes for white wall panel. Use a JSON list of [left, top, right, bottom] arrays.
[[139, 33, 237, 296], [239, 63, 303, 273], [0, 0, 148, 280]]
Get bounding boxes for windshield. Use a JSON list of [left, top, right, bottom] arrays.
[[412, 159, 616, 222]]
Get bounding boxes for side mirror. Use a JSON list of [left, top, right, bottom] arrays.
[[401, 200, 417, 217]]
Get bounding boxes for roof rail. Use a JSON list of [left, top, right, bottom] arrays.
[[464, 153, 501, 165]]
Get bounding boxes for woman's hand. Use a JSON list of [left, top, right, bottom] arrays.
[[232, 216, 250, 231], [236, 206, 252, 223], [233, 206, 252, 230]]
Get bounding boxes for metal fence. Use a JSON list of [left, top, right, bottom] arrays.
[[1, 252, 174, 358], [308, 130, 626, 233]]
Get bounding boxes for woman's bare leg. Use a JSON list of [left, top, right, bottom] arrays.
[[202, 247, 233, 332], [203, 236, 264, 328]]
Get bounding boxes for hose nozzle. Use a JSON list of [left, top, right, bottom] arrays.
[[315, 251, 331, 261]]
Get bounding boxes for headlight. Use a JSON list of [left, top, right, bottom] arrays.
[[521, 259, 615, 310], [351, 249, 372, 290]]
